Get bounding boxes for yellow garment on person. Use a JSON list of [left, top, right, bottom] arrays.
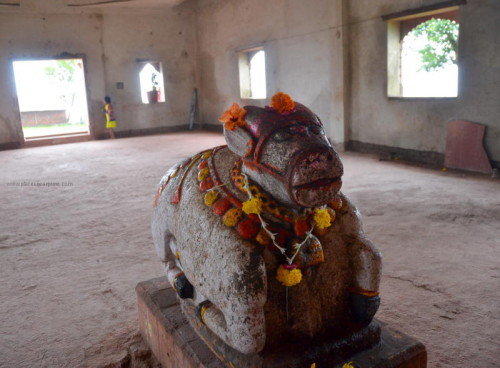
[[105, 103, 117, 128], [106, 120, 116, 128]]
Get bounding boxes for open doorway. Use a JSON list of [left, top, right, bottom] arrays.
[[12, 58, 90, 140]]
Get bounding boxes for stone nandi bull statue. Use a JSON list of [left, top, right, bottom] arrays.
[[152, 93, 381, 366]]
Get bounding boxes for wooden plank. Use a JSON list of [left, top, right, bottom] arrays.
[[381, 0, 466, 21], [445, 120, 493, 174]]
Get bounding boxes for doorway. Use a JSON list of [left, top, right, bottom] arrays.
[[12, 58, 90, 140]]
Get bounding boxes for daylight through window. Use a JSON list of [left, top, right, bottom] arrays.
[[385, 6, 460, 98], [238, 48, 266, 99], [139, 62, 165, 104]]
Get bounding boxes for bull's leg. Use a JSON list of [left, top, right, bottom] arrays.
[[164, 235, 195, 299], [152, 205, 266, 354], [152, 218, 194, 299], [195, 300, 266, 354], [348, 238, 382, 325]]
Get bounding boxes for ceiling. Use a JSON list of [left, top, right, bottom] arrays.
[[66, 0, 186, 8], [0, 0, 187, 9]]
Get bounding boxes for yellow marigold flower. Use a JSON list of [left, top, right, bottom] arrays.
[[242, 197, 263, 215], [198, 167, 209, 181], [271, 92, 295, 114], [223, 208, 243, 227], [342, 362, 355, 368], [276, 265, 302, 287], [219, 103, 247, 131], [204, 190, 220, 206], [313, 208, 332, 230]]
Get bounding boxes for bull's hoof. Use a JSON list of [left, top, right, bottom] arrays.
[[174, 274, 194, 299], [349, 293, 380, 326], [195, 300, 212, 324]]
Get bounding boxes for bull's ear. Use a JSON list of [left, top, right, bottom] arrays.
[[224, 127, 255, 158]]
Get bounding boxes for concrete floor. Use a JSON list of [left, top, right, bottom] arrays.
[[0, 132, 499, 368]]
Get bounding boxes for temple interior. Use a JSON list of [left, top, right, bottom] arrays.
[[0, 1, 499, 367]]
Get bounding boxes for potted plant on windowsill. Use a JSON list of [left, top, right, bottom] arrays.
[[147, 73, 160, 103]]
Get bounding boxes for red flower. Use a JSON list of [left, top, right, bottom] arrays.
[[219, 103, 247, 131]]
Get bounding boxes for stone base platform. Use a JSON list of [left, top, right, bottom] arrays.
[[136, 277, 427, 368]]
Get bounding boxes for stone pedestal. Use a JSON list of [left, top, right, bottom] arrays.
[[136, 277, 427, 368]]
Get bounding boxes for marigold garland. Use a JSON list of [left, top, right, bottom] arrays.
[[198, 167, 210, 181], [223, 208, 243, 227], [219, 103, 247, 131], [313, 208, 332, 230], [242, 197, 263, 215], [255, 229, 271, 246], [204, 190, 220, 206], [271, 92, 295, 114], [276, 264, 302, 287], [196, 153, 340, 289]]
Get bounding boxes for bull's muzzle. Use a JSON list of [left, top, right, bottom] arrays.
[[289, 147, 343, 208]]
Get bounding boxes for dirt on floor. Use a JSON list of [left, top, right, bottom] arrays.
[[0, 132, 499, 368]]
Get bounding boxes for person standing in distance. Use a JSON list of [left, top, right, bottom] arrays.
[[104, 96, 116, 139]]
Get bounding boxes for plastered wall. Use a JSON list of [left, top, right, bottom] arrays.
[[0, 11, 105, 146], [348, 0, 500, 163], [196, 0, 499, 164], [195, 0, 349, 146], [0, 2, 196, 146], [1, 0, 498, 165], [101, 8, 197, 135]]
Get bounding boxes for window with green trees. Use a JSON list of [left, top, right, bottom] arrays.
[[385, 6, 461, 98], [401, 18, 459, 97]]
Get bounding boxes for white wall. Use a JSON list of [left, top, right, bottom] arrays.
[[1, 0, 499, 165], [101, 8, 197, 134], [348, 0, 500, 162], [196, 0, 500, 164], [195, 0, 348, 146], [0, 11, 105, 145], [0, 2, 196, 146]]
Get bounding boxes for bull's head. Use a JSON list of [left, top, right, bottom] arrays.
[[222, 93, 343, 209]]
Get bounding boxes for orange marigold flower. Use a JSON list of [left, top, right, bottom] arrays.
[[219, 103, 247, 131], [223, 208, 243, 227], [271, 92, 295, 114]]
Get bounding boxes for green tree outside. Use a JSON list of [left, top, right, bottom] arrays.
[[411, 18, 459, 72]]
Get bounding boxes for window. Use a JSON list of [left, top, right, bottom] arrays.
[[238, 47, 266, 99], [139, 61, 165, 104], [384, 1, 463, 98], [12, 58, 90, 139]]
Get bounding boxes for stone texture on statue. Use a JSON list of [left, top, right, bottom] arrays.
[[151, 93, 382, 360]]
